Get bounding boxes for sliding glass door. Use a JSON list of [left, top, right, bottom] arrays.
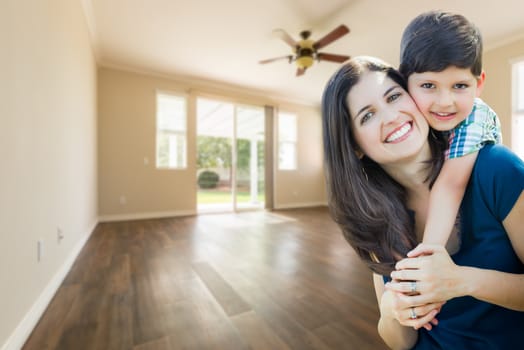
[[196, 98, 265, 212], [235, 105, 265, 209]]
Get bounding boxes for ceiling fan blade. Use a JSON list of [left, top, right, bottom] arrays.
[[272, 28, 297, 48], [313, 25, 350, 50], [296, 67, 306, 76], [317, 53, 350, 63], [259, 55, 293, 64]]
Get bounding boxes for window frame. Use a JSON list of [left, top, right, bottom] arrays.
[[155, 91, 188, 169], [512, 59, 524, 160], [277, 111, 298, 171], [514, 60, 524, 113]]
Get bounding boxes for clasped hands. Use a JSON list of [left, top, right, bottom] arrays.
[[384, 244, 459, 331]]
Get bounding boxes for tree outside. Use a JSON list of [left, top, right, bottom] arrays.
[[197, 136, 264, 204]]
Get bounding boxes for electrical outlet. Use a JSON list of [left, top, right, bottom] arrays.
[[57, 227, 64, 243], [37, 239, 44, 261]]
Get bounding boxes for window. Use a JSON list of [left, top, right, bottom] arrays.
[[278, 112, 297, 170], [512, 61, 524, 160], [156, 92, 187, 169], [515, 61, 524, 112]]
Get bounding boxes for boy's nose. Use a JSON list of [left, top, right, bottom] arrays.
[[436, 90, 454, 107]]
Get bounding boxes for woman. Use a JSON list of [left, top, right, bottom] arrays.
[[321, 56, 524, 349]]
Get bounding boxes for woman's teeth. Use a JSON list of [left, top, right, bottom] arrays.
[[386, 123, 411, 142]]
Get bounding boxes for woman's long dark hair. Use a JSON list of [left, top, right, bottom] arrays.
[[321, 57, 447, 275]]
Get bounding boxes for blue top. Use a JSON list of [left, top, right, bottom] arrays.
[[413, 144, 524, 349]]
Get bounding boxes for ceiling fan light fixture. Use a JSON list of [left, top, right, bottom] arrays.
[[260, 25, 350, 76], [296, 55, 314, 69]]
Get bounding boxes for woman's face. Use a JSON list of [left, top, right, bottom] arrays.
[[347, 70, 430, 166]]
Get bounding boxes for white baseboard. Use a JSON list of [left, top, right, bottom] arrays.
[[1, 220, 97, 350], [98, 209, 197, 223], [274, 201, 327, 210]]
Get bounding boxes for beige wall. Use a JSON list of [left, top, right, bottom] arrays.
[[274, 103, 327, 208], [98, 68, 197, 219], [0, 0, 97, 348], [98, 37, 524, 221], [483, 38, 524, 149], [97, 67, 327, 220]]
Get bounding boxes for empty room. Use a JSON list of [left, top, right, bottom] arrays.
[[2, 1, 524, 349]]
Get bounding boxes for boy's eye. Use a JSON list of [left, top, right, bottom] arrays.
[[420, 83, 435, 89], [454, 83, 469, 89]]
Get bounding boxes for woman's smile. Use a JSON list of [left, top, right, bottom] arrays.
[[385, 121, 412, 143]]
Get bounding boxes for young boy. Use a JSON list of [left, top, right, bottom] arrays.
[[399, 11, 502, 249]]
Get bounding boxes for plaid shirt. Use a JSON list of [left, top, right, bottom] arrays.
[[445, 98, 502, 159]]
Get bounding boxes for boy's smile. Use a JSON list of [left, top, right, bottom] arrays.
[[407, 66, 485, 131]]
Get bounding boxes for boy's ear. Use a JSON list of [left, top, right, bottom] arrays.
[[475, 71, 486, 97]]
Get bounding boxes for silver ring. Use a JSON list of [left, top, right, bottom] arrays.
[[410, 281, 417, 293], [410, 307, 417, 319]]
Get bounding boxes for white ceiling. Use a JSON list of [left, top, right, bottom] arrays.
[[83, 0, 524, 106]]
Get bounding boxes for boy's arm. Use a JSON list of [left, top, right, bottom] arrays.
[[423, 152, 478, 246]]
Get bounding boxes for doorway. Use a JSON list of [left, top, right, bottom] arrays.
[[196, 97, 265, 213]]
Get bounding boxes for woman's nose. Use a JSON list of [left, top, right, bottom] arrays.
[[382, 109, 400, 124]]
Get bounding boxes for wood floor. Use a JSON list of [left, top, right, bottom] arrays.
[[23, 207, 389, 350]]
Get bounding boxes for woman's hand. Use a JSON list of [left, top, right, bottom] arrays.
[[386, 244, 466, 312], [380, 287, 443, 331]]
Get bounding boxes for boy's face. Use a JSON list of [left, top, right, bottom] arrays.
[[407, 66, 485, 131]]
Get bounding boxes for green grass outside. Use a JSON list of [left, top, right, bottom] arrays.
[[197, 189, 265, 204]]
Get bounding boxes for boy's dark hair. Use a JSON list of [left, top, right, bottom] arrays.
[[399, 11, 483, 80]]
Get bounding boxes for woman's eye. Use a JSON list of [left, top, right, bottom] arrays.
[[361, 111, 373, 124], [420, 83, 434, 89], [387, 92, 401, 103]]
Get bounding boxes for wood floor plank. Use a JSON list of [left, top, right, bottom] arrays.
[[192, 261, 251, 316], [53, 286, 108, 350], [91, 293, 134, 350], [235, 284, 331, 350], [159, 278, 248, 350], [231, 311, 292, 350], [107, 254, 131, 295], [22, 207, 388, 350], [313, 321, 388, 350], [22, 284, 81, 350], [133, 336, 172, 350], [131, 274, 169, 345]]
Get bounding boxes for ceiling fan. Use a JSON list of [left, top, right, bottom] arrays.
[[259, 24, 350, 76]]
